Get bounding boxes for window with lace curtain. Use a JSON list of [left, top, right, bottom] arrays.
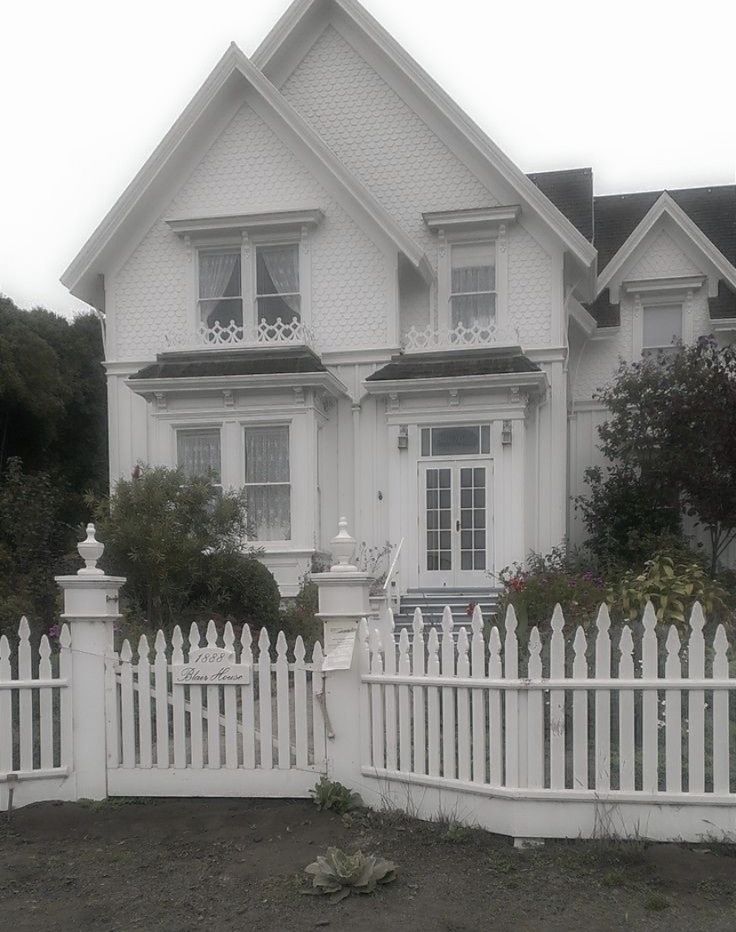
[[449, 241, 496, 329], [176, 429, 222, 490], [256, 244, 300, 325], [198, 250, 242, 328], [244, 426, 291, 541]]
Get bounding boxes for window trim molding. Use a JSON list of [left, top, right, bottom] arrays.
[[632, 291, 689, 358], [166, 208, 323, 236]]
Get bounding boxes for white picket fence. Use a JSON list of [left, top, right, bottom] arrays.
[[0, 618, 75, 808], [106, 619, 326, 797], [359, 603, 736, 841]]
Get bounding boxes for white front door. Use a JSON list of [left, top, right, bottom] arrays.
[[419, 460, 491, 588]]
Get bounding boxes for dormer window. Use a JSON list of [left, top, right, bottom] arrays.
[[450, 241, 496, 329], [256, 244, 301, 325], [642, 304, 682, 357], [198, 249, 242, 328]]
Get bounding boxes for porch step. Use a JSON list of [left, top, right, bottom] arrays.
[[394, 587, 502, 635]]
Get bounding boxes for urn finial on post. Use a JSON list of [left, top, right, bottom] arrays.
[[330, 516, 357, 573], [77, 523, 105, 576]]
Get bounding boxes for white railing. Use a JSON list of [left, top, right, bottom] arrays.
[[359, 601, 736, 840], [401, 321, 520, 353], [165, 317, 318, 352], [383, 538, 404, 613], [0, 617, 74, 809]]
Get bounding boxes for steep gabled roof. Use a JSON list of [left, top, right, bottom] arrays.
[[253, 0, 597, 288], [61, 42, 431, 306], [527, 168, 594, 243], [596, 191, 736, 296]]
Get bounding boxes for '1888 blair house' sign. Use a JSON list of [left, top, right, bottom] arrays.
[[173, 646, 251, 685]]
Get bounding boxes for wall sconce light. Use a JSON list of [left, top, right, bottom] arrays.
[[501, 420, 513, 445], [397, 425, 409, 449]]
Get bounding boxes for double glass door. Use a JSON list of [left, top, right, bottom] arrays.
[[420, 460, 490, 587]]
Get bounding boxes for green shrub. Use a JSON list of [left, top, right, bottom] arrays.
[[302, 847, 397, 902], [190, 550, 281, 633], [310, 777, 362, 814], [280, 578, 322, 650]]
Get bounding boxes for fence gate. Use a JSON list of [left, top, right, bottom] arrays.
[[106, 620, 326, 798]]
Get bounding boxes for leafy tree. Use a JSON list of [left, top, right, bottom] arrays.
[[578, 337, 736, 574], [90, 466, 280, 632]]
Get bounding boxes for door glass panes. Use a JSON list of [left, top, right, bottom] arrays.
[[426, 468, 452, 571], [460, 467, 486, 571], [256, 244, 301, 325], [420, 425, 491, 457], [198, 251, 243, 328], [450, 241, 496, 329]]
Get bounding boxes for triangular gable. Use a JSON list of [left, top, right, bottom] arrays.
[[596, 191, 736, 302], [252, 0, 597, 291], [61, 42, 431, 306]]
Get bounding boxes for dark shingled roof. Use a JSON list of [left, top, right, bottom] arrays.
[[527, 168, 594, 242], [131, 345, 326, 380], [709, 280, 736, 319], [366, 348, 541, 382]]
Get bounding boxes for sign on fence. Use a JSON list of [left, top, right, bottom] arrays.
[[172, 645, 250, 685], [322, 620, 358, 671]]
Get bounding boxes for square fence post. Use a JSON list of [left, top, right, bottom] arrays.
[[55, 524, 125, 801]]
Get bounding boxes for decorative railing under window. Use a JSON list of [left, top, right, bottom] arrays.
[[165, 317, 317, 352], [402, 322, 520, 353]]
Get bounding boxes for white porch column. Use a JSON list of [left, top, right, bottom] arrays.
[[312, 518, 373, 791], [56, 524, 125, 801]]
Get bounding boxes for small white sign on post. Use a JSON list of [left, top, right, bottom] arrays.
[[322, 620, 358, 671], [173, 646, 251, 686]]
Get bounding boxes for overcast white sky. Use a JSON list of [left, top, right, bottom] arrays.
[[2, 0, 735, 318]]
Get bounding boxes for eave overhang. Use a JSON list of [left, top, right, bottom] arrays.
[[363, 370, 548, 397], [127, 369, 349, 400]]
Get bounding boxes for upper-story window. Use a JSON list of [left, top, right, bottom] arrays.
[[450, 242, 496, 330], [198, 250, 242, 329], [642, 304, 682, 357], [256, 244, 301, 325]]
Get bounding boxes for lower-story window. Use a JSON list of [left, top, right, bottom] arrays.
[[244, 425, 291, 541], [176, 428, 222, 491]]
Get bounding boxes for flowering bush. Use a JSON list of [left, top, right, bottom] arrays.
[[497, 546, 607, 635]]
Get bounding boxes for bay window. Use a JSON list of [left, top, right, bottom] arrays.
[[176, 428, 222, 490], [244, 426, 291, 541], [256, 244, 301, 325], [198, 250, 242, 329]]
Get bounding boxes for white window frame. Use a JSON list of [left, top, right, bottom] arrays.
[[632, 292, 687, 358], [242, 423, 292, 544], [437, 227, 508, 333], [252, 235, 303, 328], [195, 244, 243, 331], [175, 425, 224, 493]]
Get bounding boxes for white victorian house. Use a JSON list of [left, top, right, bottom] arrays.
[[62, 0, 736, 613]]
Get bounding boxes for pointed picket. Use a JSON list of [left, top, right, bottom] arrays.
[[441, 606, 456, 780], [471, 606, 487, 784], [154, 630, 169, 769], [358, 619, 371, 768], [618, 626, 635, 792], [664, 625, 682, 793], [527, 626, 544, 789], [641, 602, 659, 793], [275, 631, 290, 769], [370, 627, 385, 769], [712, 624, 730, 794], [222, 622, 237, 769], [204, 621, 222, 770], [504, 605, 519, 788], [397, 628, 412, 771], [18, 617, 33, 770], [257, 628, 273, 770], [137, 635, 152, 769], [171, 626, 186, 768], [241, 625, 255, 769], [0, 635, 12, 773], [572, 626, 588, 790], [594, 605, 612, 792], [293, 636, 308, 769], [188, 622, 204, 769], [59, 625, 73, 772], [120, 639, 135, 768], [549, 604, 566, 789], [488, 626, 503, 786], [412, 608, 426, 775], [687, 603, 706, 794], [383, 617, 398, 772], [427, 627, 441, 777], [311, 641, 326, 769], [456, 627, 471, 782], [38, 635, 53, 770]]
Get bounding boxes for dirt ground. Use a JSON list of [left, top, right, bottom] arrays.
[[1, 798, 735, 931]]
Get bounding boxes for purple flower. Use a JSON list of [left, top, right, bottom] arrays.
[[48, 624, 61, 640]]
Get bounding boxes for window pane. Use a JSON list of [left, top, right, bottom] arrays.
[[257, 244, 299, 295], [256, 294, 301, 325], [200, 298, 243, 328], [245, 427, 289, 483], [432, 426, 480, 456], [480, 424, 490, 454], [245, 486, 291, 541], [199, 252, 241, 299], [451, 242, 495, 294], [451, 293, 496, 329], [421, 429, 430, 457], [643, 305, 682, 349], [177, 429, 221, 483]]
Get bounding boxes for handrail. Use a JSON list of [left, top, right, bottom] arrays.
[[383, 538, 404, 606]]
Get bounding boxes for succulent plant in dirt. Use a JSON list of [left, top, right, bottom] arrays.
[[302, 847, 397, 902], [309, 776, 363, 815]]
